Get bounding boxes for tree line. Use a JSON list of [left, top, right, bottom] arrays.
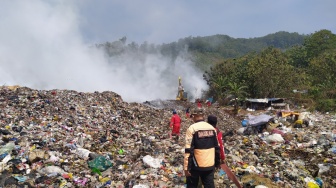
[[96, 30, 335, 112], [203, 29, 336, 112]]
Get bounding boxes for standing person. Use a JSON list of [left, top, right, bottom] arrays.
[[207, 115, 226, 163], [186, 107, 190, 118], [170, 109, 181, 141], [197, 100, 202, 108], [206, 96, 213, 107], [184, 108, 220, 188]]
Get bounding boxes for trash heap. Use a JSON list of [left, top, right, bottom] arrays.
[[0, 86, 335, 187], [227, 110, 336, 188], [0, 86, 189, 187]]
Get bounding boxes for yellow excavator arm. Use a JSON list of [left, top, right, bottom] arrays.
[[176, 77, 187, 101]]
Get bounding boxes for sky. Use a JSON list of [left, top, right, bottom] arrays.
[[0, 0, 335, 102], [77, 0, 336, 44]]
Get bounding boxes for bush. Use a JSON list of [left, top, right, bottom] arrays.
[[315, 99, 336, 112]]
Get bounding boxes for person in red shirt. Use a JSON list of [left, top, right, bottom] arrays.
[[170, 110, 181, 141], [207, 115, 226, 163], [197, 100, 202, 108]]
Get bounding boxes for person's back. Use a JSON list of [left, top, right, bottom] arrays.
[[184, 108, 220, 188], [170, 110, 181, 140], [171, 113, 181, 127], [185, 121, 217, 170]]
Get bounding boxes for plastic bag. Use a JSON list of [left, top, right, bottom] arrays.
[[142, 155, 162, 168], [307, 181, 319, 188], [266, 134, 284, 143], [88, 156, 112, 171], [255, 186, 268, 188], [72, 147, 91, 159], [133, 185, 149, 188], [39, 166, 65, 174], [0, 142, 15, 155]]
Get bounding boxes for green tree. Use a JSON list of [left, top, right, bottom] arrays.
[[309, 50, 336, 91], [247, 47, 302, 98], [209, 75, 228, 103], [226, 82, 248, 114], [304, 29, 336, 60], [286, 45, 309, 68]]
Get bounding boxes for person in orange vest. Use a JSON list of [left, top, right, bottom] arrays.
[[184, 108, 220, 188], [170, 109, 181, 141]]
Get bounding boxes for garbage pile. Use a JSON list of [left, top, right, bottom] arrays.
[[0, 86, 190, 187], [230, 110, 336, 188], [0, 86, 335, 187]]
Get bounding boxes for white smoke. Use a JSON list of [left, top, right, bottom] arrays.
[[0, 1, 207, 102]]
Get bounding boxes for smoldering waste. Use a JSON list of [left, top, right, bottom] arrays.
[[0, 86, 335, 187]]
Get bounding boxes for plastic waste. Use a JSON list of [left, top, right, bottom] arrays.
[[307, 181, 320, 188], [219, 169, 226, 176], [118, 148, 124, 155], [91, 167, 102, 175], [14, 176, 27, 182], [266, 133, 284, 143], [237, 127, 246, 135], [315, 177, 323, 187], [329, 146, 336, 154], [255, 186, 268, 188], [73, 177, 88, 186], [39, 166, 65, 174], [133, 185, 150, 188], [241, 120, 248, 127], [88, 156, 112, 171], [71, 147, 91, 159], [0, 142, 15, 155], [0, 153, 8, 161], [143, 155, 162, 168]]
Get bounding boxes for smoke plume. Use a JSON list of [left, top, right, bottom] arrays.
[[0, 1, 207, 102]]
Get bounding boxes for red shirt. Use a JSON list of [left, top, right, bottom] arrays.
[[170, 114, 181, 134], [216, 128, 226, 160]]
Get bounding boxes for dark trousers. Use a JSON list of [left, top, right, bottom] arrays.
[[187, 169, 215, 188]]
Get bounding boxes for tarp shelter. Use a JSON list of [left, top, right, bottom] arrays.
[[245, 98, 284, 110]]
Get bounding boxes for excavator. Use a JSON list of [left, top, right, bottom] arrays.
[[176, 77, 188, 101]]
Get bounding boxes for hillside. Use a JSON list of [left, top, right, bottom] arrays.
[[98, 31, 306, 71]]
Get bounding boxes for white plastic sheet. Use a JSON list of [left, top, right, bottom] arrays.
[[142, 155, 162, 168], [247, 114, 273, 126]]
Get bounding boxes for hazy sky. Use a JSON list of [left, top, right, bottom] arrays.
[[0, 0, 334, 102], [77, 0, 336, 44]]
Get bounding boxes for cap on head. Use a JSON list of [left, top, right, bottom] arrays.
[[190, 107, 204, 116], [173, 109, 177, 114], [207, 115, 217, 127]]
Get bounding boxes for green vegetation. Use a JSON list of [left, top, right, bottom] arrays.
[[97, 30, 336, 112], [204, 29, 336, 112]]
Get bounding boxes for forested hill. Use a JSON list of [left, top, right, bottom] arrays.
[[167, 31, 305, 57], [167, 31, 306, 70], [97, 31, 306, 70]]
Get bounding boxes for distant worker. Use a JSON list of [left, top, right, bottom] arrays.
[[206, 97, 213, 107], [186, 107, 190, 118], [207, 115, 226, 163], [170, 109, 181, 141], [184, 108, 220, 188], [197, 100, 202, 108]]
